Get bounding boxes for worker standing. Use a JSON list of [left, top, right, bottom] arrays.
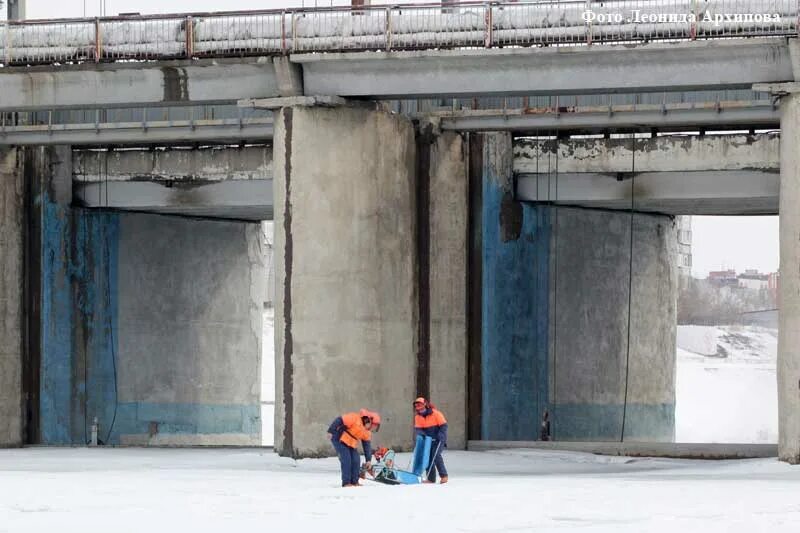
[[413, 397, 448, 484], [327, 409, 381, 487]]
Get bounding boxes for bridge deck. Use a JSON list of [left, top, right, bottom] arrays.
[[0, 1, 797, 66]]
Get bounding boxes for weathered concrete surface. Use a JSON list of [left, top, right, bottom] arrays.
[[0, 59, 280, 111], [73, 146, 273, 183], [481, 132, 551, 440], [72, 146, 273, 221], [274, 106, 417, 458], [514, 134, 780, 174], [0, 148, 23, 446], [514, 134, 780, 215], [468, 441, 778, 459], [115, 215, 265, 446], [297, 39, 792, 98], [30, 145, 265, 445], [626, 212, 678, 441], [428, 132, 468, 450], [479, 134, 676, 442], [551, 208, 677, 442], [778, 94, 800, 464]]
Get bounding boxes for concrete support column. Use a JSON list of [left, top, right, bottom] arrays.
[[551, 208, 677, 441], [480, 132, 551, 440], [779, 93, 800, 464], [427, 131, 468, 450], [274, 106, 419, 458], [0, 148, 24, 446]]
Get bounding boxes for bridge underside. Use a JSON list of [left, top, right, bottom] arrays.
[[66, 132, 780, 220]]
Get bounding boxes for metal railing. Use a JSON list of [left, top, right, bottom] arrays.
[[0, 0, 797, 66]]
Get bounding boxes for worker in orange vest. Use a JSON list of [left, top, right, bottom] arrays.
[[413, 397, 448, 483], [327, 409, 381, 487]]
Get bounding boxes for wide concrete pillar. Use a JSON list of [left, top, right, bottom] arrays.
[[478, 133, 677, 442], [778, 94, 800, 464], [480, 132, 551, 440], [0, 147, 24, 446], [274, 106, 419, 458], [29, 146, 265, 445], [551, 208, 677, 441], [427, 131, 468, 450]]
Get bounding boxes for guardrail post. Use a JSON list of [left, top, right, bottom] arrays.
[[281, 11, 287, 54], [94, 18, 102, 62], [185, 16, 194, 58], [3, 22, 11, 65], [385, 6, 393, 51], [585, 0, 592, 45], [484, 3, 493, 48], [291, 12, 297, 53]]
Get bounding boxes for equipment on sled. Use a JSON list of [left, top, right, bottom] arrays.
[[361, 435, 442, 485]]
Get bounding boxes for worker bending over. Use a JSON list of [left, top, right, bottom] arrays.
[[327, 409, 381, 487], [413, 397, 448, 484]]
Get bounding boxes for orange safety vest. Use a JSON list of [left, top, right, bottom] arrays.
[[339, 412, 372, 449], [414, 408, 447, 429]]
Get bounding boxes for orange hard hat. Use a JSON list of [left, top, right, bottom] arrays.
[[359, 409, 381, 430]]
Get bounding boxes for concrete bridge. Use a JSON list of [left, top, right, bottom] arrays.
[[0, 3, 798, 464]]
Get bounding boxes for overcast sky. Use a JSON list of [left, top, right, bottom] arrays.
[[10, 3, 782, 279], [691, 216, 779, 278]]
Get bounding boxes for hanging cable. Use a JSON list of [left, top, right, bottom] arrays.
[[104, 213, 118, 446], [620, 133, 636, 443], [551, 130, 559, 440]]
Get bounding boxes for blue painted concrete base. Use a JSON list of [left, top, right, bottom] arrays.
[[111, 403, 260, 442], [551, 403, 675, 442], [38, 183, 260, 445]]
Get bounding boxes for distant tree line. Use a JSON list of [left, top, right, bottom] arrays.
[[678, 277, 776, 326]]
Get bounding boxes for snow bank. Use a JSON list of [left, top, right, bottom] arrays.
[[675, 325, 778, 444], [677, 325, 721, 356]]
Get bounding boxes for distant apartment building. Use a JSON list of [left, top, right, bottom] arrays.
[[738, 269, 770, 290], [676, 216, 692, 282], [708, 269, 738, 287], [769, 271, 780, 302]]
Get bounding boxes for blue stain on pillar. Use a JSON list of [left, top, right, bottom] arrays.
[[37, 144, 120, 444], [39, 189, 73, 444], [74, 211, 120, 445], [480, 133, 550, 440]]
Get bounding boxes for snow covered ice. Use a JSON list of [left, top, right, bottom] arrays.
[[1, 447, 799, 532], [675, 325, 778, 444]]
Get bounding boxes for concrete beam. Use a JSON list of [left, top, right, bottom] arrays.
[[0, 118, 275, 146], [72, 146, 273, 221], [514, 134, 780, 215], [272, 57, 304, 97], [514, 133, 779, 174], [296, 39, 792, 99], [516, 170, 779, 215], [0, 58, 280, 111], [73, 180, 273, 221], [437, 102, 780, 133]]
